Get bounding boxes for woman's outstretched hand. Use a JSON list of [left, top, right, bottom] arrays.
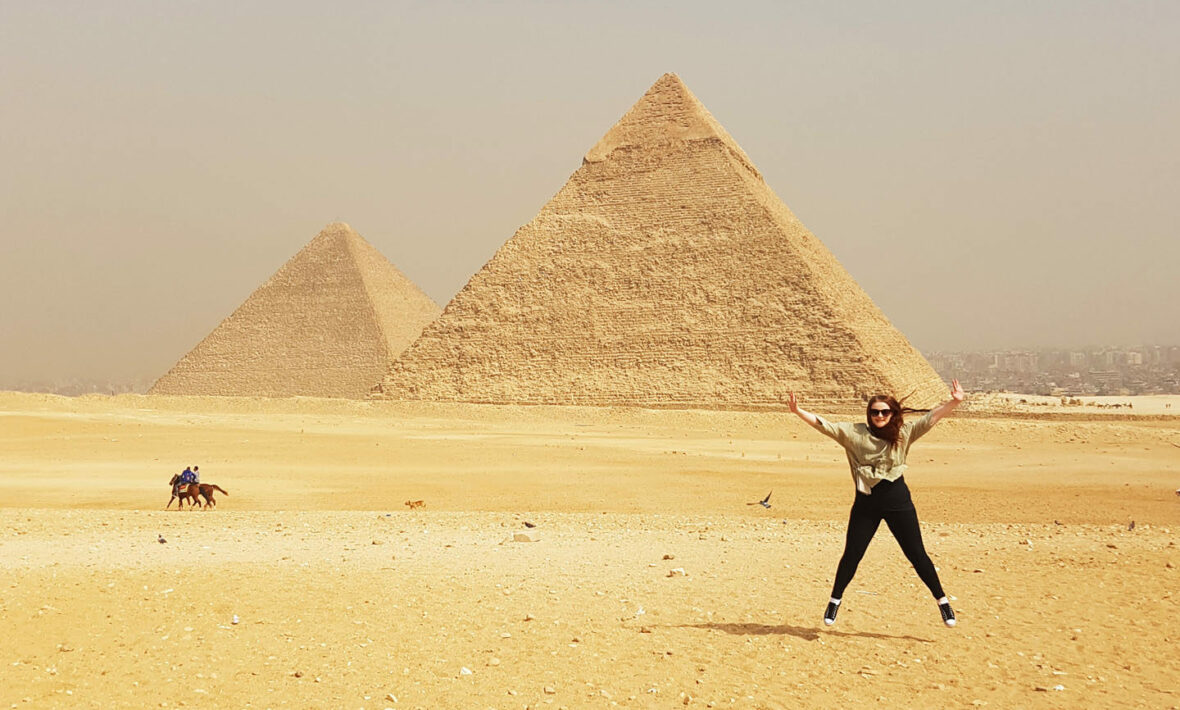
[[789, 392, 819, 426], [929, 378, 965, 425]]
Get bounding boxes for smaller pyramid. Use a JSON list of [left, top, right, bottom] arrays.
[[150, 222, 440, 398]]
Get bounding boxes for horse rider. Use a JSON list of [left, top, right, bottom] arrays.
[[173, 466, 197, 499]]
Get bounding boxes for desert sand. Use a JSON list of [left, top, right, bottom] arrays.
[[1, 391, 1178, 708]]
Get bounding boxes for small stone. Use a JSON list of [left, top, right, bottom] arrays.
[[544, 686, 556, 694], [460, 667, 472, 676], [663, 554, 675, 560], [667, 568, 687, 577], [487, 657, 501, 667], [293, 671, 303, 678], [385, 693, 397, 702], [511, 532, 538, 543]]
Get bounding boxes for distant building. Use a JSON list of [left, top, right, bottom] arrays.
[[926, 345, 1179, 395]]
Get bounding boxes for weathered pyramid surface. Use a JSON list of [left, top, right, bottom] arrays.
[[151, 222, 440, 399], [375, 74, 945, 408]]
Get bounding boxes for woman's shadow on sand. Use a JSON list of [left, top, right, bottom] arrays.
[[672, 622, 932, 643]]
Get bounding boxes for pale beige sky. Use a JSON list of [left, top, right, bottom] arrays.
[[1, 1, 1177, 385]]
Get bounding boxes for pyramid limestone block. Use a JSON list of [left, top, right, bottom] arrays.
[[151, 223, 439, 398], [375, 74, 945, 408]]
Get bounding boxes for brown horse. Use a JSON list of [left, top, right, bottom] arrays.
[[166, 476, 229, 510], [166, 475, 202, 510], [196, 483, 229, 508]]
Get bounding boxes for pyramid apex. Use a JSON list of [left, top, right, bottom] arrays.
[[322, 221, 356, 234], [584, 74, 757, 176], [308, 222, 368, 251]]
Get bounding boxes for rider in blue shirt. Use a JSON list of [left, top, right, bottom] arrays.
[[173, 466, 195, 498]]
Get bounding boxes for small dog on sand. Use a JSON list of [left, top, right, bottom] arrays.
[[404, 499, 425, 509]]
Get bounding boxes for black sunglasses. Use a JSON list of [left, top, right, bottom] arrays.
[[869, 409, 893, 418]]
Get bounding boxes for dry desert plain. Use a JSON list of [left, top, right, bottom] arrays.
[[1, 391, 1178, 709]]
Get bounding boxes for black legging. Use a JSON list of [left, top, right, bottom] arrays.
[[831, 477, 945, 600]]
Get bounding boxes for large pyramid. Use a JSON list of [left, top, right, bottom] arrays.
[[151, 222, 440, 398], [374, 74, 945, 408]]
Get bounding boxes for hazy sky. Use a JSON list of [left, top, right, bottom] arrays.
[[2, 1, 1177, 384]]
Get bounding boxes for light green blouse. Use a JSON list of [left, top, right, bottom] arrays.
[[814, 411, 936, 494]]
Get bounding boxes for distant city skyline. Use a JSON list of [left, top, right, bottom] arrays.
[[2, 2, 1177, 384]]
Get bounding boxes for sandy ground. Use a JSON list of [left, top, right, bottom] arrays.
[[1, 392, 1178, 708]]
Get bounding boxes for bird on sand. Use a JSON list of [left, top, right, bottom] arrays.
[[747, 492, 772, 509], [157, 534, 167, 544]]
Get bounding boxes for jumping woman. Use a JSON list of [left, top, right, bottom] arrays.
[[789, 380, 965, 628]]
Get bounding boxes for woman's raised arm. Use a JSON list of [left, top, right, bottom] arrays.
[[927, 379, 965, 426], [789, 392, 821, 429]]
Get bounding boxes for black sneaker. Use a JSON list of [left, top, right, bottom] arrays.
[[824, 601, 840, 626], [939, 601, 956, 627]]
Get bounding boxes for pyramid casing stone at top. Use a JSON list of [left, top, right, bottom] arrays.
[[150, 222, 440, 399], [375, 74, 946, 408]]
